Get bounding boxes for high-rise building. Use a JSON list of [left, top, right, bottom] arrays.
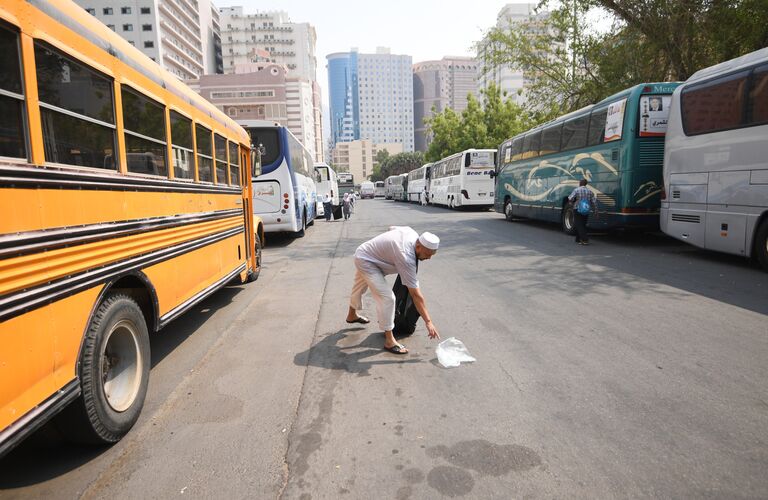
[[327, 48, 414, 152], [218, 7, 317, 82], [331, 140, 403, 182], [476, 3, 551, 105], [187, 63, 322, 162], [413, 57, 478, 152], [218, 7, 322, 159], [76, 0, 223, 79]]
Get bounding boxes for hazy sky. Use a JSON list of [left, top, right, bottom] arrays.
[[217, 0, 516, 137]]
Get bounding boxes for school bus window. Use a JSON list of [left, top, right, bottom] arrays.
[[0, 24, 26, 159], [214, 133, 227, 184], [121, 86, 167, 176], [229, 141, 240, 186], [35, 41, 116, 169], [170, 111, 193, 179], [195, 124, 213, 182]]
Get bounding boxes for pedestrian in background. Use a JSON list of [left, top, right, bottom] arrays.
[[568, 179, 597, 245], [346, 226, 441, 354], [323, 192, 333, 222], [342, 192, 352, 220]]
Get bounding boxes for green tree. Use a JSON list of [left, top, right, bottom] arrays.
[[481, 0, 768, 116], [424, 83, 534, 162]]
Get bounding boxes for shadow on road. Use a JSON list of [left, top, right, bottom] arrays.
[[447, 213, 768, 316], [0, 285, 246, 487], [294, 328, 421, 376]]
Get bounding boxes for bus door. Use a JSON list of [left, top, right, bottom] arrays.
[[242, 147, 255, 263]]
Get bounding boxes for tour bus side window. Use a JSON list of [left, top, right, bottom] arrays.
[[681, 71, 748, 135], [170, 111, 193, 180], [195, 124, 213, 182], [510, 136, 523, 161], [35, 41, 116, 169], [587, 107, 608, 146], [228, 141, 240, 186], [0, 23, 26, 159], [121, 86, 167, 176], [747, 64, 768, 126], [522, 131, 541, 159], [561, 115, 588, 151], [540, 124, 563, 156], [214, 133, 227, 184]]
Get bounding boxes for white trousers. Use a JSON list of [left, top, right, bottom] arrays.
[[349, 257, 395, 331]]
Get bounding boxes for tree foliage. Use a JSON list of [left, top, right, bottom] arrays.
[[480, 0, 768, 117], [424, 83, 535, 162], [370, 151, 425, 181]]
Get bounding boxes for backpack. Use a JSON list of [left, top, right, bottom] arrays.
[[576, 197, 591, 215], [392, 275, 421, 339]]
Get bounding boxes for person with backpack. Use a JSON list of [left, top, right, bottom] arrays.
[[568, 178, 597, 245], [345, 226, 441, 354]]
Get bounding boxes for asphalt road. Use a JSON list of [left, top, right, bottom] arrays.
[[2, 199, 767, 499]]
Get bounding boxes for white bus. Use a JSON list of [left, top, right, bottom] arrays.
[[430, 149, 497, 209], [360, 181, 375, 199], [314, 162, 339, 217], [385, 174, 407, 200], [660, 48, 768, 270], [244, 121, 317, 236], [374, 181, 386, 198], [407, 163, 432, 204]]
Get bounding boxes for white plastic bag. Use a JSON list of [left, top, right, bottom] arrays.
[[436, 337, 476, 368]]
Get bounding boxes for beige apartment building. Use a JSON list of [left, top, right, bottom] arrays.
[[187, 63, 322, 162], [332, 140, 403, 182]]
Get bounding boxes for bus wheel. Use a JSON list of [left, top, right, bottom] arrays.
[[247, 232, 263, 282], [561, 204, 577, 235], [61, 293, 150, 444], [755, 219, 768, 272], [295, 211, 306, 238], [504, 200, 514, 221]]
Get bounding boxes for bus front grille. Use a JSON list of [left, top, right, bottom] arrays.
[[638, 141, 665, 169]]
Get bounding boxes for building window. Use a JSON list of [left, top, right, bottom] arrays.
[[141, 7, 150, 14], [144, 41, 154, 48], [142, 24, 152, 31], [85, 8, 95, 15], [123, 24, 133, 31], [107, 24, 115, 30], [121, 7, 131, 14], [103, 7, 113, 14]]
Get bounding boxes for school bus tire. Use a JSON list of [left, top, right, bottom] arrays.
[[247, 232, 263, 282], [60, 293, 150, 444]]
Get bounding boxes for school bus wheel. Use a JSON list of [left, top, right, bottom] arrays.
[[60, 293, 150, 444], [247, 232, 263, 282]]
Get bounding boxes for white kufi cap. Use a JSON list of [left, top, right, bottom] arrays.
[[418, 232, 440, 250]]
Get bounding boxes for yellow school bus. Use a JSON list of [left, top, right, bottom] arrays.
[[0, 0, 264, 456]]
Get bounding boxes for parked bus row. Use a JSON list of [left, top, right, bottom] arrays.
[[382, 48, 767, 270]]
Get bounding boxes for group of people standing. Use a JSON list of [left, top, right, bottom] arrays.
[[322, 192, 355, 222]]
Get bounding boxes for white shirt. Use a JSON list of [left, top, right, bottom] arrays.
[[323, 194, 331, 203], [355, 226, 419, 288]]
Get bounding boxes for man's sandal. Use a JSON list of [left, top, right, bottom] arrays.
[[384, 344, 408, 355], [346, 316, 370, 324]]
